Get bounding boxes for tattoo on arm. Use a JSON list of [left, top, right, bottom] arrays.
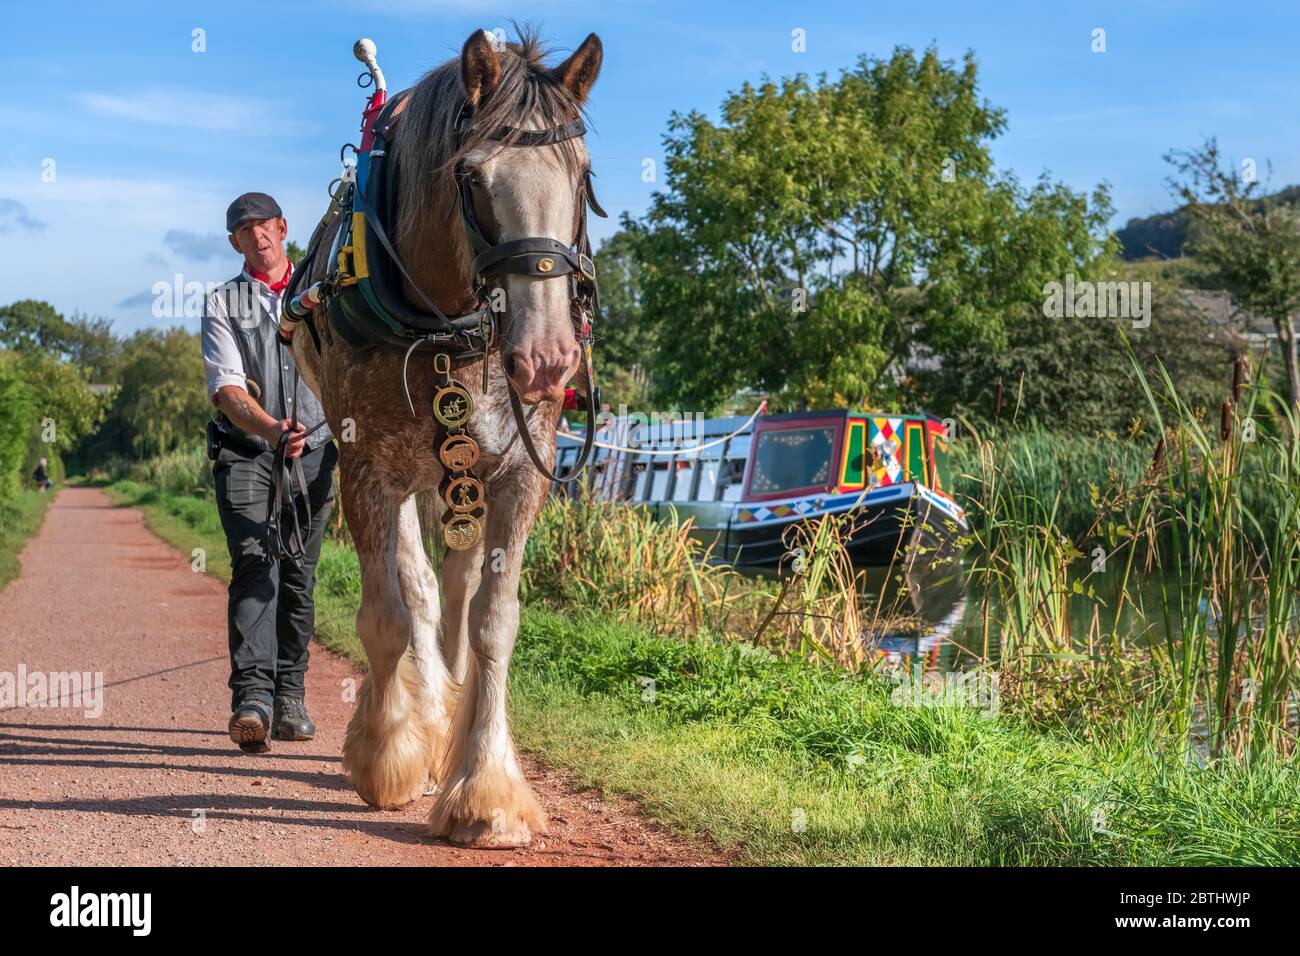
[[216, 386, 278, 443]]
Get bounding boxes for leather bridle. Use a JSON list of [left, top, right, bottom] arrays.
[[452, 110, 604, 482]]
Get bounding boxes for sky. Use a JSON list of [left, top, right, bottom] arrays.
[[2, 0, 1298, 335]]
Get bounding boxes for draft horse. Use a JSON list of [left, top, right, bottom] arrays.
[[291, 28, 604, 848]]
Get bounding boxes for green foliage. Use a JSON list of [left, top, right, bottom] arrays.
[[949, 422, 1153, 541], [591, 227, 654, 410], [0, 490, 54, 590], [0, 299, 72, 354], [106, 328, 211, 459], [1167, 138, 1300, 407], [0, 300, 120, 380], [14, 350, 106, 459], [922, 265, 1231, 434], [633, 46, 1113, 413], [0, 354, 35, 506]]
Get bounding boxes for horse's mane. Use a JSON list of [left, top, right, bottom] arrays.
[[393, 24, 588, 273]]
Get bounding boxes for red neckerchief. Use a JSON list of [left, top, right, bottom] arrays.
[[246, 259, 294, 295]]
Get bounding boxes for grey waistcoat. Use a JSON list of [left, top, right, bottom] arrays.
[[215, 273, 332, 454]]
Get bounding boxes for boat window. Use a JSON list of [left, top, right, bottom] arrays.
[[718, 434, 750, 502], [670, 456, 697, 501], [718, 457, 746, 501], [647, 459, 672, 500], [749, 427, 836, 496], [694, 451, 721, 501]]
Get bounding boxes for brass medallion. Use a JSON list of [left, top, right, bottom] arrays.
[[444, 475, 485, 514], [432, 384, 473, 427], [438, 434, 481, 472], [537, 256, 555, 273], [444, 513, 482, 550]]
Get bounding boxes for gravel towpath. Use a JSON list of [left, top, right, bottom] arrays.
[[0, 486, 718, 867]]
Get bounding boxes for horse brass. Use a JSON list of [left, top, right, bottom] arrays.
[[444, 475, 485, 513], [432, 384, 473, 427], [444, 513, 482, 550], [438, 434, 480, 471]]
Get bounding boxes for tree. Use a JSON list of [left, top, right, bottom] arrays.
[[633, 46, 1114, 413], [591, 226, 654, 410], [1166, 138, 1300, 410], [921, 261, 1231, 434], [0, 299, 73, 355], [63, 312, 122, 383], [108, 328, 211, 458]]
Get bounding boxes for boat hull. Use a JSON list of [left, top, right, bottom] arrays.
[[668, 483, 966, 570]]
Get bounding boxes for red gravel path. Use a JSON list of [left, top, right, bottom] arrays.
[[0, 487, 718, 866]]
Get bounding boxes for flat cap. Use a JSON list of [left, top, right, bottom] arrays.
[[226, 192, 283, 233]]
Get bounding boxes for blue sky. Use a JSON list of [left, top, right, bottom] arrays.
[[2, 0, 1298, 335]]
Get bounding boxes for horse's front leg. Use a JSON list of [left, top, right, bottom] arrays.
[[429, 465, 547, 847], [340, 462, 447, 808], [395, 494, 457, 793], [439, 537, 483, 686]]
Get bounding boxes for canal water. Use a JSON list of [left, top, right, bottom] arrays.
[[849, 556, 1189, 672]]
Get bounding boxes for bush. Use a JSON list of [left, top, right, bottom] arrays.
[[0, 355, 35, 507]]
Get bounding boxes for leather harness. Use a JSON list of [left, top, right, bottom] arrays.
[[269, 86, 604, 560]]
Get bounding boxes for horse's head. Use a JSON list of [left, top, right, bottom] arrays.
[[455, 29, 602, 405]]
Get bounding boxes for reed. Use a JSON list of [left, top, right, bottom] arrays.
[[952, 346, 1300, 763], [1128, 354, 1300, 763]]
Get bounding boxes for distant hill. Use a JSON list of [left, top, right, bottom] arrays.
[[1116, 185, 1300, 261]]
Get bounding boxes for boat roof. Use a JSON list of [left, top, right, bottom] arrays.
[[556, 407, 944, 451]]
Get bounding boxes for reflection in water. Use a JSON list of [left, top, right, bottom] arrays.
[[862, 553, 971, 673]]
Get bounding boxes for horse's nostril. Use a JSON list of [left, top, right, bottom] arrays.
[[503, 352, 519, 380]]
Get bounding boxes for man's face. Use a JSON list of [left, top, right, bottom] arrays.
[[227, 217, 288, 273]]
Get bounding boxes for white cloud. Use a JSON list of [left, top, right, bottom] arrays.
[[81, 88, 314, 134]]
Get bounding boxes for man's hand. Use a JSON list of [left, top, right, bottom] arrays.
[[272, 419, 307, 459], [215, 385, 308, 457]]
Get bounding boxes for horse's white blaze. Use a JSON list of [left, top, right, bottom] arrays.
[[466, 118, 586, 394]]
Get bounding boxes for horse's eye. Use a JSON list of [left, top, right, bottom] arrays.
[[466, 170, 486, 188]]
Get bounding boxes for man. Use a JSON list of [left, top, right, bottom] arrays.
[[201, 192, 337, 754]]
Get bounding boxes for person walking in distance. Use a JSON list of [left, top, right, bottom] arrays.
[[201, 192, 337, 754]]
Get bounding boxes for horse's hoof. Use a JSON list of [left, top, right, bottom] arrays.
[[448, 819, 532, 849], [354, 780, 427, 810]]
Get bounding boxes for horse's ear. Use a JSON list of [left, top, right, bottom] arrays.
[[461, 29, 502, 106], [550, 33, 602, 104]]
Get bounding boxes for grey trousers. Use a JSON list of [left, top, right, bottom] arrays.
[[213, 440, 338, 711]]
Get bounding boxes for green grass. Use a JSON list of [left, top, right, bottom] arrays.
[[103, 478, 1300, 866], [0, 489, 55, 590]]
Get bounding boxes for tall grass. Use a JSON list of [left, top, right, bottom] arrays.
[[1131, 358, 1300, 763], [958, 349, 1300, 763], [523, 491, 904, 671]]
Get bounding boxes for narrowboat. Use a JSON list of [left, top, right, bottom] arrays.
[[554, 408, 968, 569]]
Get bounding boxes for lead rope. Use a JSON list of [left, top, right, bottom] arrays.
[[265, 347, 327, 568]]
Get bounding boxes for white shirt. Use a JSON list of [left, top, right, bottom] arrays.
[[200, 263, 293, 403]]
